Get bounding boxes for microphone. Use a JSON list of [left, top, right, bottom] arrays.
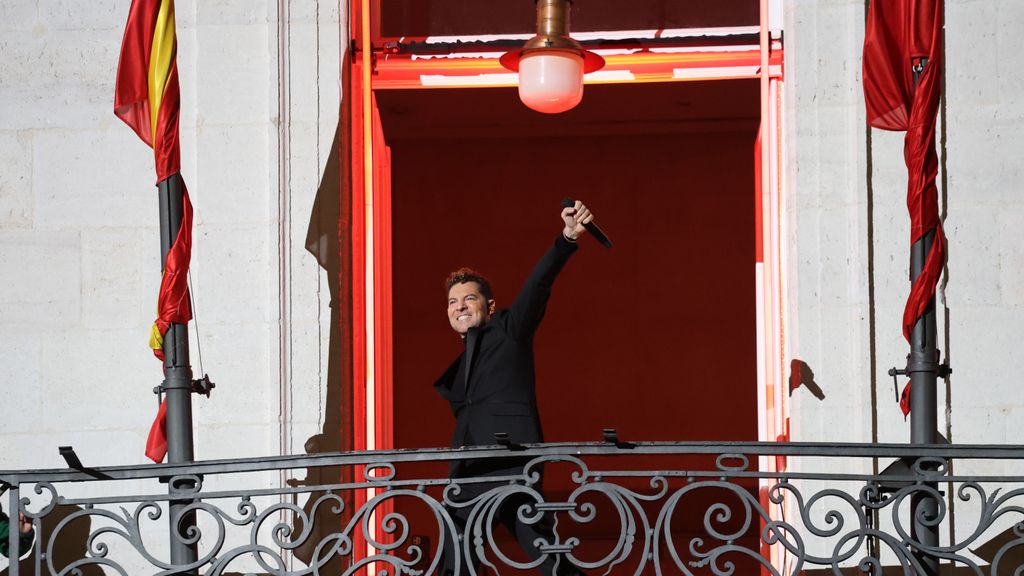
[[561, 197, 613, 248]]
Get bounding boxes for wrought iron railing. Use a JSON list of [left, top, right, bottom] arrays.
[[2, 442, 1023, 575]]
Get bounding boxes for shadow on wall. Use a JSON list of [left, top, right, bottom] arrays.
[[789, 359, 825, 401], [1, 505, 104, 576], [285, 53, 354, 572], [804, 526, 1024, 576], [972, 527, 1024, 571]]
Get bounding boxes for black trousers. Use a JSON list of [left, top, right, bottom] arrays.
[[440, 459, 582, 576]]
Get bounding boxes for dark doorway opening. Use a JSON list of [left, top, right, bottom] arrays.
[[380, 79, 760, 450], [377, 79, 762, 569]]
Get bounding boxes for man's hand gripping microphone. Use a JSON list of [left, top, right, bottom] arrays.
[[561, 197, 613, 248]]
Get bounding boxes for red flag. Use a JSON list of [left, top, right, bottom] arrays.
[[115, 0, 192, 461], [151, 187, 193, 360], [863, 0, 945, 414], [145, 399, 169, 463], [114, 0, 182, 183], [899, 381, 911, 419]]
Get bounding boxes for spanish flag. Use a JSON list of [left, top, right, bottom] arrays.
[[115, 0, 193, 462]]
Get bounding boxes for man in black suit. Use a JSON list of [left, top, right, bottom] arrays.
[[433, 201, 593, 576]]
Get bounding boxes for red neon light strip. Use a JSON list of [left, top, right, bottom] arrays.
[[757, 0, 775, 573], [349, 57, 369, 567], [350, 71, 367, 452], [371, 102, 395, 546], [348, 0, 370, 565], [372, 48, 783, 89], [372, 99, 394, 452], [754, 132, 764, 264]]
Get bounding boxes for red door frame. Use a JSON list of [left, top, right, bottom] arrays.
[[348, 3, 786, 453], [348, 0, 395, 566], [346, 0, 787, 569]]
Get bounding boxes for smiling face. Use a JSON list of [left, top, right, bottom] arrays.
[[447, 281, 495, 335]]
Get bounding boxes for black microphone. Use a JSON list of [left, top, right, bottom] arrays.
[[561, 197, 613, 248]]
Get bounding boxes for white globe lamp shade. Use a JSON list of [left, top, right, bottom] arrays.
[[517, 50, 584, 114]]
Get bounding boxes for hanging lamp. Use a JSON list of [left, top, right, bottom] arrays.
[[499, 0, 605, 114]]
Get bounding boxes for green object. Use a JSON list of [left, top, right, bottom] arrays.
[[0, 508, 35, 559]]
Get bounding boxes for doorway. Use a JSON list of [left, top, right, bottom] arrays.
[[377, 79, 760, 453]]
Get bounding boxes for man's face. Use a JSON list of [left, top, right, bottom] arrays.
[[447, 281, 495, 335]]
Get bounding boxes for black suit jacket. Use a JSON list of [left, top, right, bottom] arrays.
[[434, 235, 578, 453]]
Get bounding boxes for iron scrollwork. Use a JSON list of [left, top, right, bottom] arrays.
[[2, 442, 1023, 575]]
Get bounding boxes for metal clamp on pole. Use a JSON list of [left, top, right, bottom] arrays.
[[887, 366, 907, 402], [906, 352, 940, 376], [154, 374, 216, 399], [160, 377, 193, 391], [890, 350, 951, 402], [191, 374, 215, 398], [912, 56, 929, 76]]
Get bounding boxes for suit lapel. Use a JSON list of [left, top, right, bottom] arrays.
[[463, 327, 480, 396]]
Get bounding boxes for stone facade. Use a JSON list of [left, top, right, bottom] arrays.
[[0, 0, 342, 471], [784, 0, 1023, 460], [1, 0, 1021, 568]]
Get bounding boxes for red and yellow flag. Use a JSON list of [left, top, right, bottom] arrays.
[[115, 0, 193, 462], [115, 0, 182, 183]]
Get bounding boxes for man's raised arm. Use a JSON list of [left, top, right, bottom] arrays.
[[506, 200, 594, 339]]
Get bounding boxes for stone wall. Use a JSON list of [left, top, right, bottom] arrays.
[[783, 0, 1024, 563], [2, 0, 1021, 569], [784, 0, 1023, 467], [0, 0, 344, 470]]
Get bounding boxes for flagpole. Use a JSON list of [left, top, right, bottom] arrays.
[[158, 172, 199, 572], [908, 61, 939, 576]]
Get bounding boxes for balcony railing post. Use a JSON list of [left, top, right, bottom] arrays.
[[7, 484, 19, 576]]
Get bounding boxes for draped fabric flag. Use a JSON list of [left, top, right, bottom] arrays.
[[145, 398, 169, 462], [115, 0, 182, 185], [115, 0, 192, 462], [863, 0, 945, 416]]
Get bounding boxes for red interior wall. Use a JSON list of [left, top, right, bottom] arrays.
[[389, 129, 758, 450]]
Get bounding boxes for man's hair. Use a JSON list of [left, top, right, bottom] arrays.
[[445, 267, 493, 301]]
